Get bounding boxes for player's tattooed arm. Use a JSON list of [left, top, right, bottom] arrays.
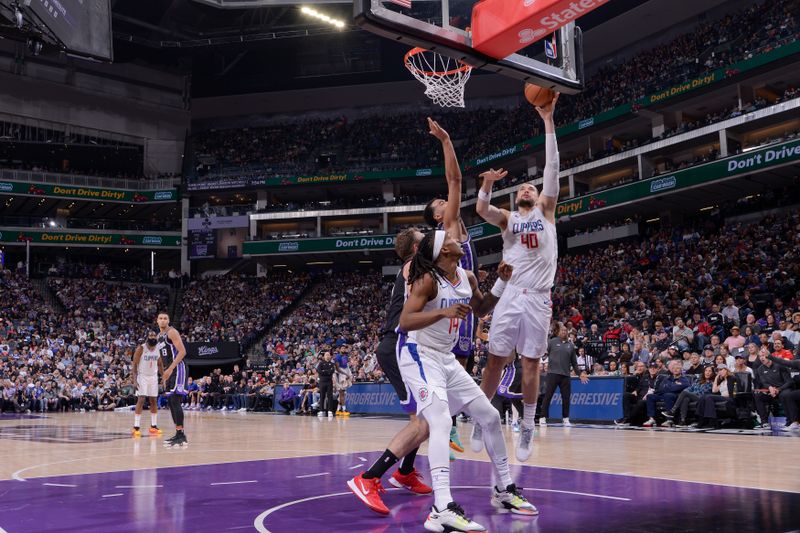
[[400, 274, 470, 332]]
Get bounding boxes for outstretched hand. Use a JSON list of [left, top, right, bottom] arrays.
[[427, 117, 450, 142], [479, 168, 508, 183], [535, 92, 560, 121]]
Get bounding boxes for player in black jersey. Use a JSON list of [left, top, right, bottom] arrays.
[[347, 227, 433, 515], [156, 311, 189, 447], [421, 118, 476, 454]]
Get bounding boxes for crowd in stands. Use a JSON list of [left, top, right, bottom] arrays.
[[256, 271, 388, 388], [42, 260, 165, 284], [546, 209, 800, 427], [191, 0, 798, 184], [0, 272, 162, 414], [179, 272, 311, 352]]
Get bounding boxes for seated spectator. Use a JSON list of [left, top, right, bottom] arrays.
[[753, 351, 793, 429], [665, 364, 715, 426], [694, 365, 738, 428], [643, 360, 690, 427]]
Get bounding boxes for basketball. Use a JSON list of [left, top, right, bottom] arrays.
[[524, 83, 556, 107]]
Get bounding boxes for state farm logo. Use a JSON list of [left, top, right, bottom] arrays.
[[518, 28, 546, 45]]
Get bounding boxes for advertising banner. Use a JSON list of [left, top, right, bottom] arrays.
[[183, 341, 242, 366], [187, 216, 250, 230], [0, 229, 181, 248], [0, 180, 177, 203], [244, 222, 500, 256], [547, 376, 624, 421], [554, 138, 800, 218], [273, 383, 405, 415]]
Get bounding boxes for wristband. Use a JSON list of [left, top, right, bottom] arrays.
[[478, 189, 492, 202], [490, 278, 507, 298]]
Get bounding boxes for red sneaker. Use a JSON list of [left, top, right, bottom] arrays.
[[389, 468, 433, 495], [347, 473, 389, 515]]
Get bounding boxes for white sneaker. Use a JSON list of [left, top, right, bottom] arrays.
[[317, 411, 325, 418], [781, 422, 800, 432], [470, 424, 484, 453], [643, 418, 656, 427], [539, 418, 547, 427], [424, 502, 485, 533], [562, 418, 572, 427], [327, 411, 334, 418], [516, 423, 535, 462], [491, 484, 538, 515]]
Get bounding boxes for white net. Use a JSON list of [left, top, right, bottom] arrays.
[[404, 48, 473, 108]]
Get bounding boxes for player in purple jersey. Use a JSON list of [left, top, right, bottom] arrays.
[[156, 311, 188, 448], [421, 117, 475, 456]]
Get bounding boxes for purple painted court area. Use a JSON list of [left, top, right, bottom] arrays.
[[1, 454, 798, 533]]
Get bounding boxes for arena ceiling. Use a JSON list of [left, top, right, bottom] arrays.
[[110, 0, 650, 96]]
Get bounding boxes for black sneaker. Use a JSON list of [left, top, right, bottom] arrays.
[[163, 432, 188, 448], [661, 411, 674, 420]]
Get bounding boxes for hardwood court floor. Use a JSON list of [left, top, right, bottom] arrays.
[[1, 411, 799, 533], [1, 411, 798, 491]]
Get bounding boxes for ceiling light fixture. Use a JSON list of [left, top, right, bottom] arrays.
[[301, 6, 346, 29]]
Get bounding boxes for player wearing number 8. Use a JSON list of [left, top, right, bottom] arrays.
[[473, 93, 561, 464]]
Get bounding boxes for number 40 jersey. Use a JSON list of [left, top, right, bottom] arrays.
[[501, 207, 557, 292]]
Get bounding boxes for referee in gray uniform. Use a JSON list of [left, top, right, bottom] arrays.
[[540, 322, 589, 426]]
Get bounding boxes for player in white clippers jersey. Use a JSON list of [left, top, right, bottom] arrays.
[[131, 330, 164, 437], [399, 229, 536, 533], [473, 93, 561, 464], [422, 117, 473, 457]]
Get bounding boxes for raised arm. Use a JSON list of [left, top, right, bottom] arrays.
[[476, 168, 510, 229], [428, 118, 463, 240], [534, 93, 560, 223], [768, 354, 800, 371], [399, 274, 470, 333], [468, 261, 513, 317]]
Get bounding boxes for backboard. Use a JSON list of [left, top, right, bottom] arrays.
[[354, 0, 585, 93]]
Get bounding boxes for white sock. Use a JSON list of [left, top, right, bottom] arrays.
[[134, 414, 141, 428], [431, 467, 452, 510], [151, 413, 157, 426], [523, 403, 537, 428]]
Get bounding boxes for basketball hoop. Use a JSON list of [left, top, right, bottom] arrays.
[[404, 47, 472, 108]]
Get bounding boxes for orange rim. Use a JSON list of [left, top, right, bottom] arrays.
[[404, 47, 472, 77]]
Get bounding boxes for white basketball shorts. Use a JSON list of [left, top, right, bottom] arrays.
[[136, 375, 159, 397], [488, 285, 552, 359], [398, 340, 483, 416]]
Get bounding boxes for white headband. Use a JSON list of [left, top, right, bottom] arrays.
[[432, 230, 446, 261]]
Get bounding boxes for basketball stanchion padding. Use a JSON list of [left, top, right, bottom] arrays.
[[471, 0, 609, 59], [404, 47, 473, 108]]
